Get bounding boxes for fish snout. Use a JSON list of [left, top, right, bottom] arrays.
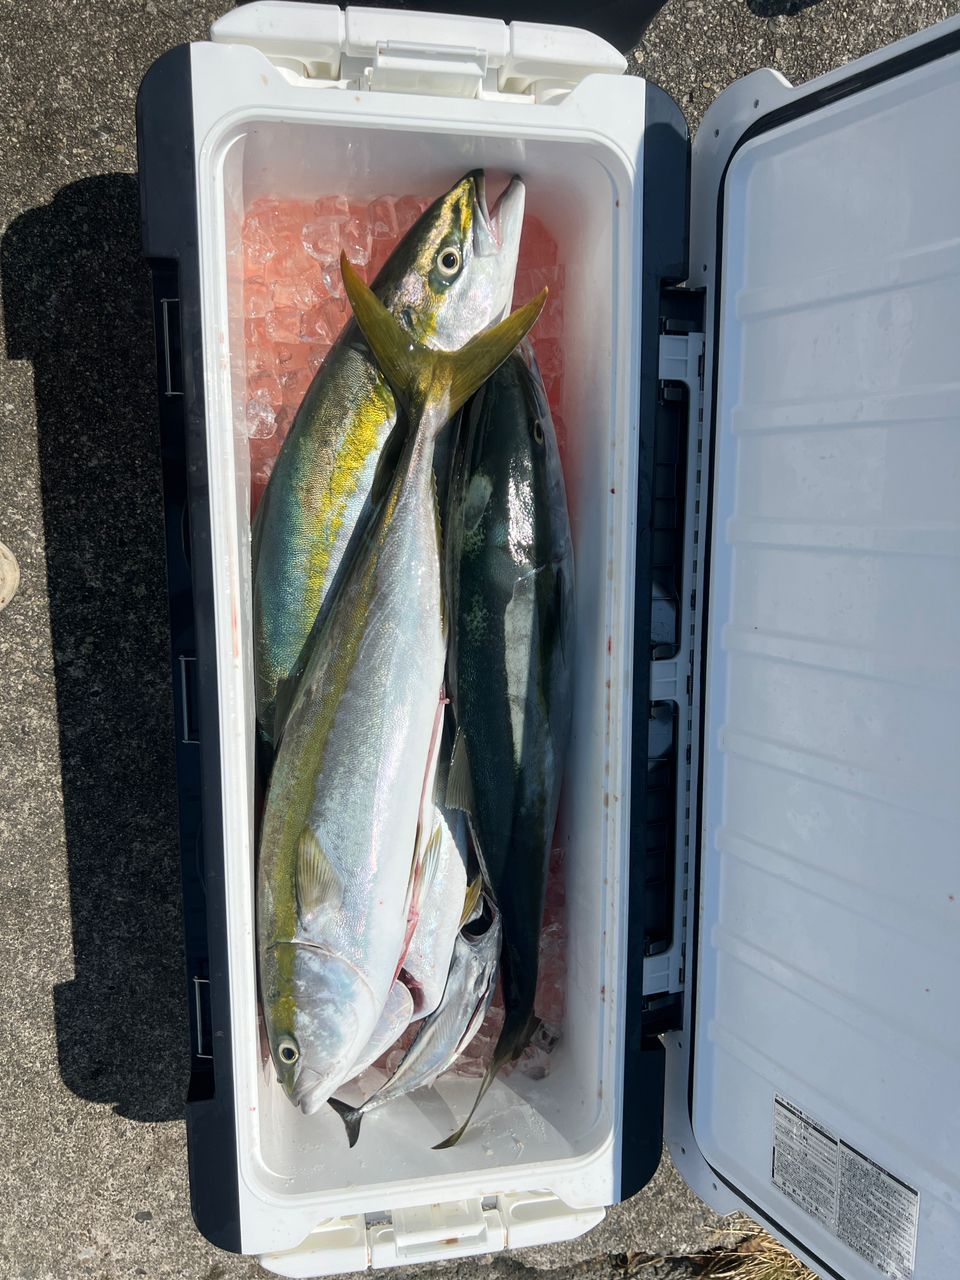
[[474, 176, 526, 258], [279, 947, 380, 1113]]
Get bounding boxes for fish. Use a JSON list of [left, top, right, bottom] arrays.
[[257, 255, 546, 1114], [330, 892, 502, 1148], [336, 722, 473, 1088], [435, 343, 575, 1147], [400, 720, 472, 1018], [252, 172, 526, 746], [339, 978, 415, 1083]]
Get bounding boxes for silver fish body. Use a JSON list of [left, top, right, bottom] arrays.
[[331, 896, 502, 1146]]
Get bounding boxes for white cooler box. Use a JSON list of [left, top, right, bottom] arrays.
[[136, 6, 960, 1277]]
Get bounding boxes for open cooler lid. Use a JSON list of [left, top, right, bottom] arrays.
[[675, 16, 960, 1280]]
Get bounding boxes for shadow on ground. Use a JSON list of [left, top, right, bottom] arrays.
[[746, 0, 824, 15], [1, 174, 189, 1122]]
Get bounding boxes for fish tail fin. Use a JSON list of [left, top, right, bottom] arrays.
[[340, 253, 546, 426], [328, 1097, 364, 1148], [432, 1010, 539, 1150]]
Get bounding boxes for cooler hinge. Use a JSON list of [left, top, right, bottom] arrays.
[[643, 329, 705, 1005], [658, 331, 704, 426]]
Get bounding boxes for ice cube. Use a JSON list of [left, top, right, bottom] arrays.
[[265, 307, 301, 342], [281, 365, 313, 410], [301, 297, 346, 346], [265, 243, 316, 288], [271, 272, 322, 311], [302, 217, 343, 263], [341, 215, 373, 267], [321, 259, 346, 299], [312, 194, 350, 222], [245, 279, 270, 318], [242, 215, 277, 268], [248, 369, 281, 404], [395, 194, 427, 235], [368, 195, 399, 240], [274, 341, 311, 372], [244, 316, 268, 347], [245, 398, 277, 439]]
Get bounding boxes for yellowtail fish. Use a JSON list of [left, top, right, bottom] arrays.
[[252, 172, 525, 745], [257, 256, 546, 1114]]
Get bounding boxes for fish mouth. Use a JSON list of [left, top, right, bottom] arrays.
[[290, 1066, 330, 1115], [474, 173, 525, 257]]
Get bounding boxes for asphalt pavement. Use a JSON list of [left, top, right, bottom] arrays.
[[1, 0, 957, 1277]]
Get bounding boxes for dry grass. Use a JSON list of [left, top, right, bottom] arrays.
[[626, 1215, 819, 1279], [698, 1218, 817, 1279]]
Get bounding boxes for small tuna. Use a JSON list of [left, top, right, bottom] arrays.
[[330, 892, 501, 1147], [436, 343, 574, 1147]]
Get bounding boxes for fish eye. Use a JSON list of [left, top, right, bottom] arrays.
[[278, 1037, 299, 1066], [533, 419, 545, 445], [437, 247, 462, 278]]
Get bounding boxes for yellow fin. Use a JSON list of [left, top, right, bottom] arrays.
[[459, 875, 483, 929], [341, 253, 547, 423], [417, 820, 444, 901], [296, 829, 342, 923]]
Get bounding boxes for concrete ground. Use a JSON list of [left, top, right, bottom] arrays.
[[0, 0, 956, 1277]]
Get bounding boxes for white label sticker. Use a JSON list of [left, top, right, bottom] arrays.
[[772, 1096, 919, 1280]]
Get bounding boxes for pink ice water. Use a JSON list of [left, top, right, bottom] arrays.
[[240, 193, 566, 514], [242, 191, 569, 1080]]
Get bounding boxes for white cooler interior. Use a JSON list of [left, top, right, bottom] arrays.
[[696, 48, 960, 1280], [192, 52, 647, 1235]]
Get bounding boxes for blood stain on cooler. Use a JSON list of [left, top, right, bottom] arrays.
[[238, 192, 566, 515]]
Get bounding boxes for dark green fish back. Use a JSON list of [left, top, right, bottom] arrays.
[[439, 345, 574, 1145]]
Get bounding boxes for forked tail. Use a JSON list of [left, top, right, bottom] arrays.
[[340, 253, 546, 427]]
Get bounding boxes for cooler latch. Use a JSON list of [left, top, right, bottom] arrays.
[[258, 1193, 605, 1275], [369, 1198, 503, 1265], [210, 3, 626, 101], [365, 41, 488, 98]]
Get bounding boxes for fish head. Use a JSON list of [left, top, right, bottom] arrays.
[[378, 172, 526, 350], [266, 943, 377, 1114]]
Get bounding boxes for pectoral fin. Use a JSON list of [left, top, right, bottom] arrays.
[[445, 730, 476, 817], [459, 875, 483, 928], [296, 829, 342, 924], [416, 821, 444, 902]]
